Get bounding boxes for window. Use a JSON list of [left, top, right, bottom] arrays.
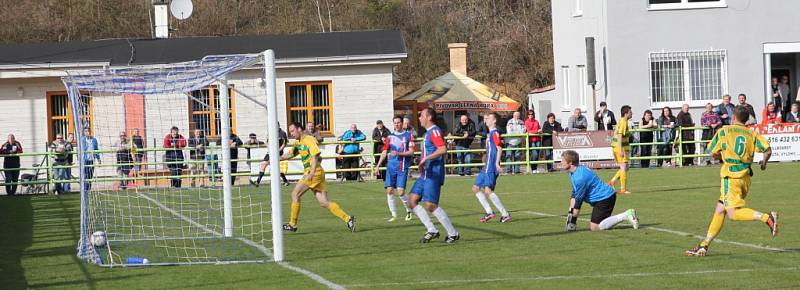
[[188, 86, 236, 138], [561, 66, 572, 109], [286, 81, 333, 135], [577, 65, 588, 109], [648, 0, 726, 10], [649, 50, 727, 107], [47, 92, 92, 142]]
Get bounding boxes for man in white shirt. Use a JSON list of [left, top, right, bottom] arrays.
[[505, 112, 525, 174]]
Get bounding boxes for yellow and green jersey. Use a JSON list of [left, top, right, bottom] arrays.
[[707, 124, 770, 179], [292, 135, 324, 174], [612, 117, 631, 150]]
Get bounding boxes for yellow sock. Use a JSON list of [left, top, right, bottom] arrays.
[[328, 202, 351, 222], [610, 170, 621, 183], [701, 212, 725, 247], [289, 202, 301, 226], [620, 170, 628, 190], [732, 208, 761, 221]]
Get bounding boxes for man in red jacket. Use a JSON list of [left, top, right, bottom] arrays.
[[524, 111, 541, 173], [163, 126, 187, 188]]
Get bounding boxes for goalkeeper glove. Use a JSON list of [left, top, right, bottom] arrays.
[[565, 209, 578, 232]]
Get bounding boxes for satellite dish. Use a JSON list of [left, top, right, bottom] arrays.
[[170, 0, 193, 20]]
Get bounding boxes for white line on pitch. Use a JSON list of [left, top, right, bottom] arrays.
[[342, 266, 800, 287], [522, 210, 786, 252], [138, 192, 345, 290]]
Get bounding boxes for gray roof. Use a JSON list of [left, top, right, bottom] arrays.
[[0, 30, 405, 66]]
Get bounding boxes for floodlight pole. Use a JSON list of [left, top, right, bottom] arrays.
[[263, 49, 284, 262], [220, 78, 234, 238]]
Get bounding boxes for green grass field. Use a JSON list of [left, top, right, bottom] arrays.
[[2, 163, 799, 289]]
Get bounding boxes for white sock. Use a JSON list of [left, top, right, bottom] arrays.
[[599, 212, 629, 230], [399, 195, 411, 213], [413, 205, 437, 233], [432, 207, 458, 237], [475, 192, 493, 215], [387, 194, 397, 217], [488, 192, 509, 217]]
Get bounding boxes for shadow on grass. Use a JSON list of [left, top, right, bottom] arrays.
[[0, 195, 33, 290]]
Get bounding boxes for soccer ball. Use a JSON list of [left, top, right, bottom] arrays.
[[91, 231, 107, 247]]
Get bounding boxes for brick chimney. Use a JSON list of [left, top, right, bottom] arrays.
[[448, 43, 468, 75]]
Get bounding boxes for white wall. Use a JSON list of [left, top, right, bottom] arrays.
[[0, 62, 397, 171]]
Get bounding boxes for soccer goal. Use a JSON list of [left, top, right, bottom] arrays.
[[63, 51, 285, 266]]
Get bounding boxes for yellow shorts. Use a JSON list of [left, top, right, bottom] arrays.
[[300, 170, 327, 192], [719, 176, 750, 209], [613, 147, 630, 163]]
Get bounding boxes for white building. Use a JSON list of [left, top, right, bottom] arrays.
[[0, 30, 406, 169], [532, 0, 800, 126]]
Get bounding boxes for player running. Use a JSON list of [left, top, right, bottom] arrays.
[[409, 108, 460, 243], [608, 105, 633, 194], [472, 112, 511, 223], [374, 116, 415, 222], [562, 150, 639, 232], [686, 106, 778, 257], [281, 122, 356, 233]]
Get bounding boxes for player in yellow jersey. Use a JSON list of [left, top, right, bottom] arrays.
[[281, 122, 356, 233], [608, 105, 633, 194], [686, 106, 778, 257]]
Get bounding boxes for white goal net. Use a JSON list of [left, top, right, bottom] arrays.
[[63, 53, 283, 266]]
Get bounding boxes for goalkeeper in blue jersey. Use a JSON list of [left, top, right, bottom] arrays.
[[561, 150, 639, 231]]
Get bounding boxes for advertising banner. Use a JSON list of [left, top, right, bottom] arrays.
[[552, 130, 618, 169]]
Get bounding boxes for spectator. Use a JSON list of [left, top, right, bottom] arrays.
[[656, 107, 676, 167], [761, 102, 783, 125], [338, 124, 366, 181], [524, 111, 542, 172], [779, 75, 792, 116], [716, 94, 736, 125], [639, 110, 656, 169], [594, 101, 617, 131], [700, 103, 722, 165], [372, 120, 390, 180], [163, 126, 186, 188], [737, 94, 757, 125], [450, 115, 476, 176], [80, 128, 101, 191], [0, 134, 23, 195], [771, 77, 783, 116], [66, 133, 75, 191], [305, 121, 324, 143], [403, 117, 418, 138], [567, 108, 588, 131], [50, 133, 73, 194], [786, 102, 800, 123], [253, 127, 290, 187], [115, 132, 133, 189], [541, 113, 563, 172], [476, 115, 489, 148], [676, 104, 695, 166], [187, 129, 209, 187], [131, 128, 144, 172], [244, 133, 265, 164], [228, 132, 244, 185], [505, 111, 525, 174]]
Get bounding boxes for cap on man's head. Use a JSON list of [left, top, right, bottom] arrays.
[[249, 133, 256, 138]]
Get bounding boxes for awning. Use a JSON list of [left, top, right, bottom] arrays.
[[395, 71, 519, 112]]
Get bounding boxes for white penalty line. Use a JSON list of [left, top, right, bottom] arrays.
[[522, 210, 786, 252], [137, 192, 345, 290], [343, 266, 800, 287]]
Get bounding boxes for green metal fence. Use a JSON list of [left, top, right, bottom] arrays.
[[0, 127, 714, 194]]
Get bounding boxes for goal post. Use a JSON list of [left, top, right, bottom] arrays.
[[64, 51, 284, 266]]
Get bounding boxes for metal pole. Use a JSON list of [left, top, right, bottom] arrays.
[[219, 78, 234, 237], [263, 50, 284, 262]]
